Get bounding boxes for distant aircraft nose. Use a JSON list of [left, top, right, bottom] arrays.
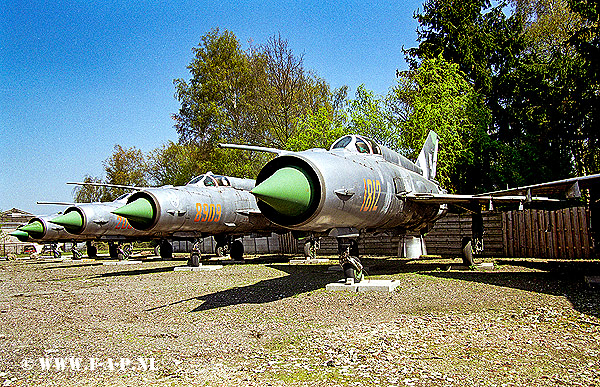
[[50, 211, 84, 232]]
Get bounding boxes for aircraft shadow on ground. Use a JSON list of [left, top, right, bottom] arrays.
[[177, 264, 340, 313], [95, 265, 179, 278], [41, 262, 103, 270], [423, 258, 600, 319]]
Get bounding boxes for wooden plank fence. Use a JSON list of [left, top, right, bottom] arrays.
[[502, 207, 591, 259]]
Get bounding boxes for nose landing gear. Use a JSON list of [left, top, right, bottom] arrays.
[[337, 238, 363, 283]]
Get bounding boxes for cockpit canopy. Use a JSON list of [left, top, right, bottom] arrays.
[[187, 173, 231, 187], [330, 135, 382, 155]]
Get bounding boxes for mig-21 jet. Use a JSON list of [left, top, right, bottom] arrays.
[[45, 193, 154, 260], [220, 132, 600, 282], [81, 172, 284, 266], [10, 213, 94, 259]]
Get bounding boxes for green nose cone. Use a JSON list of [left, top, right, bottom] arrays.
[[251, 167, 313, 217], [20, 221, 45, 235], [50, 211, 84, 232], [10, 230, 30, 242], [113, 198, 155, 228]]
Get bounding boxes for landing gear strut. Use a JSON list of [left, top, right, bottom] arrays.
[[71, 243, 83, 260], [117, 244, 133, 260], [50, 243, 62, 259], [214, 235, 231, 257], [337, 238, 363, 283], [109, 242, 133, 260], [303, 237, 320, 260]]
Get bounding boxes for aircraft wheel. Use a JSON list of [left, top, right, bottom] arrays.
[[87, 245, 97, 258], [160, 241, 173, 259], [216, 244, 229, 257], [343, 263, 363, 283], [189, 252, 200, 267], [462, 237, 475, 266], [230, 240, 244, 261], [109, 243, 118, 259]]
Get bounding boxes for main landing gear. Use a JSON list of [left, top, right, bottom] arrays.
[[214, 235, 244, 261], [71, 244, 83, 260], [187, 237, 245, 267], [337, 238, 364, 283], [462, 212, 484, 267]]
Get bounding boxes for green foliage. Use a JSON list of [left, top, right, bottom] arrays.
[[173, 28, 252, 146], [285, 103, 348, 152], [347, 85, 403, 151], [73, 175, 112, 203], [173, 29, 339, 168], [391, 56, 492, 193], [147, 141, 207, 186], [102, 145, 148, 198], [405, 0, 599, 188], [567, 0, 600, 175], [406, 0, 526, 96], [73, 145, 148, 202]]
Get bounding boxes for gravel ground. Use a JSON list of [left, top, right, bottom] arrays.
[[0, 254, 599, 386]]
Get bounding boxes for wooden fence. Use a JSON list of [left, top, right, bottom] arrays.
[[502, 207, 591, 259]]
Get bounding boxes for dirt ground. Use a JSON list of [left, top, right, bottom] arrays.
[[0, 253, 599, 386]]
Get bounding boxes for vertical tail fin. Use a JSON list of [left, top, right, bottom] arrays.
[[416, 131, 438, 180]]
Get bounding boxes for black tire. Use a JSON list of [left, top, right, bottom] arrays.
[[87, 245, 97, 258], [109, 244, 118, 259], [343, 263, 363, 283], [117, 252, 124, 261], [462, 237, 475, 266], [160, 241, 173, 259], [230, 240, 244, 261], [216, 244, 228, 257], [189, 253, 200, 267]]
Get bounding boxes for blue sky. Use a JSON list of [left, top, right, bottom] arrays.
[[1, 0, 424, 214]]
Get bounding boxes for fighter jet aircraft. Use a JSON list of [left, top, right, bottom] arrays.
[[46, 193, 152, 260], [220, 132, 600, 282], [11, 213, 92, 259], [106, 172, 282, 266]]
